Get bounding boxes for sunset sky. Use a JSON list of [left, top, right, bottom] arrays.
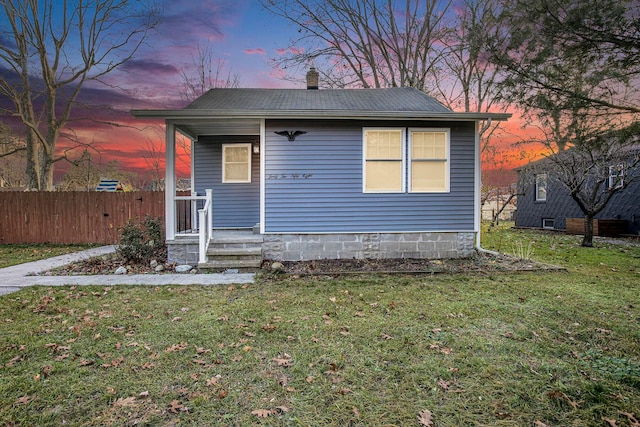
[[3, 0, 533, 187], [55, 0, 299, 184]]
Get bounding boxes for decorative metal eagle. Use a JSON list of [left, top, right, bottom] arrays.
[[274, 130, 307, 141]]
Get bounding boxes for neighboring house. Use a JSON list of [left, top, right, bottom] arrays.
[[515, 155, 640, 235], [96, 179, 124, 192], [132, 70, 510, 267]]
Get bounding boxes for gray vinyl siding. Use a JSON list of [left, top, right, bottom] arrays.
[[193, 135, 260, 228], [264, 120, 477, 233]]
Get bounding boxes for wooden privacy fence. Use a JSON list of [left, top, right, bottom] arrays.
[[0, 191, 165, 244]]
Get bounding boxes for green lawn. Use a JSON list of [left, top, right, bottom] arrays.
[[0, 244, 95, 269], [1, 224, 639, 426]]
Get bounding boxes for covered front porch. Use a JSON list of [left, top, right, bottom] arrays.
[[163, 118, 264, 267]]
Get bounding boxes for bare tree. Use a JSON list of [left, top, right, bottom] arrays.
[[180, 43, 240, 104], [0, 121, 26, 187], [433, 0, 502, 114], [262, 0, 451, 90], [0, 0, 160, 190], [58, 149, 102, 191], [59, 148, 138, 191]]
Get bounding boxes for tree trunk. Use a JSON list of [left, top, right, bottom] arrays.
[[582, 215, 595, 247]]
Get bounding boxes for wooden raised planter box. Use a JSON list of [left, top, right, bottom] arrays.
[[566, 218, 627, 237]]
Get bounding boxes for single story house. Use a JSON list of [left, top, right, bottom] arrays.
[[132, 70, 511, 268], [515, 153, 640, 235]]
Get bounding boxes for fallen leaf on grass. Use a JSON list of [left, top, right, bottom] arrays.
[[381, 333, 393, 340], [14, 395, 33, 406], [533, 421, 549, 427], [252, 409, 275, 418], [168, 399, 187, 413], [113, 397, 136, 408], [165, 342, 188, 352], [548, 390, 579, 409], [620, 412, 640, 427], [278, 375, 289, 387], [217, 389, 228, 399], [139, 391, 149, 398], [272, 357, 292, 367], [41, 365, 53, 378], [79, 359, 94, 366], [352, 406, 360, 418], [417, 409, 433, 426], [603, 417, 618, 427]]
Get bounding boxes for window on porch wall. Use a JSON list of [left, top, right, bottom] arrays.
[[222, 144, 252, 183]]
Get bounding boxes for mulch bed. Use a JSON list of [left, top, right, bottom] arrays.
[[43, 249, 563, 276], [266, 251, 564, 276]]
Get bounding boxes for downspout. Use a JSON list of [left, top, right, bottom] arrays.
[[475, 118, 501, 256]]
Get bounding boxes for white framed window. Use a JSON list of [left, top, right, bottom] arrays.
[[409, 129, 450, 193], [222, 143, 251, 183], [535, 173, 547, 201], [542, 218, 555, 229], [609, 164, 625, 190], [363, 128, 405, 193]]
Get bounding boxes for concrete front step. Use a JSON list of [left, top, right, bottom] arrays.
[[211, 236, 264, 245], [203, 233, 264, 270], [198, 259, 263, 269], [207, 247, 262, 258]]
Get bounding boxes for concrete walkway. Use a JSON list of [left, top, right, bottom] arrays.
[[0, 246, 256, 296]]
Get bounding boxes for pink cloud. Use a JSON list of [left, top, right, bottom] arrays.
[[275, 47, 305, 56], [244, 48, 266, 55]]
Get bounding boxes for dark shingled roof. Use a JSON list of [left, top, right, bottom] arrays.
[[185, 87, 451, 113]]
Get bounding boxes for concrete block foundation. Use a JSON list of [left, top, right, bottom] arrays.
[[262, 232, 475, 261], [168, 232, 476, 264]]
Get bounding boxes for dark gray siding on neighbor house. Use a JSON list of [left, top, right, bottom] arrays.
[[264, 119, 477, 233], [515, 169, 640, 234], [193, 135, 260, 228]]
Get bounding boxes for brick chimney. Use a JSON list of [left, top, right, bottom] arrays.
[[306, 67, 319, 90]]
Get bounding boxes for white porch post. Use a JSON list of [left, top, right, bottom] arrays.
[[165, 121, 176, 240]]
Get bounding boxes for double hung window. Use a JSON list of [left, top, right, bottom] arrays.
[[363, 128, 450, 193]]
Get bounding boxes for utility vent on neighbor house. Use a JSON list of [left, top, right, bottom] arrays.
[[306, 67, 319, 90]]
